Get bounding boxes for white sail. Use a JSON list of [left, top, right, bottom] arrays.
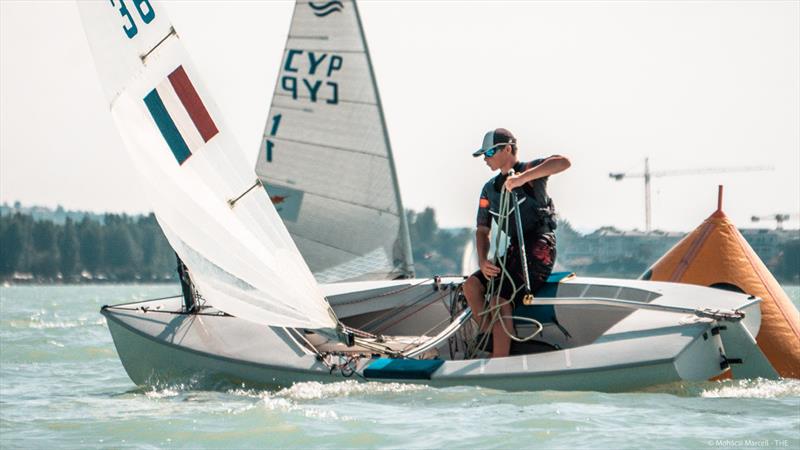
[[254, 0, 414, 283], [461, 226, 509, 275], [77, 0, 336, 330]]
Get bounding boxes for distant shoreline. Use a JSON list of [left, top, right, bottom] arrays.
[[3, 204, 798, 285]]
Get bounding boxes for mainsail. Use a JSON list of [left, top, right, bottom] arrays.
[[255, 0, 414, 283], [77, 0, 336, 330]]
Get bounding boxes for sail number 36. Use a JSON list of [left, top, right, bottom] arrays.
[[110, 0, 155, 39]]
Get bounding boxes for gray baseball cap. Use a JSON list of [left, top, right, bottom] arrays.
[[472, 128, 516, 157]]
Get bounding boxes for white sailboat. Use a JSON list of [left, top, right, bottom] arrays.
[[254, 0, 413, 284], [82, 0, 779, 391]]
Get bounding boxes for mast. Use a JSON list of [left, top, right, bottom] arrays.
[[644, 157, 651, 232], [351, 0, 415, 278], [176, 254, 197, 313]]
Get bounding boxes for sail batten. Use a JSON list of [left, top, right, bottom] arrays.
[[256, 0, 414, 282], [262, 187, 399, 216], [263, 136, 390, 158], [273, 94, 380, 107]]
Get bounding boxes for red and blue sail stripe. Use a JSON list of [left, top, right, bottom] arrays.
[[143, 65, 218, 165]]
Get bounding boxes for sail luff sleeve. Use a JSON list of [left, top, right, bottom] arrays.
[[351, 0, 414, 278]]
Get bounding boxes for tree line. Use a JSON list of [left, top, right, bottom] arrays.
[[0, 213, 176, 282], [0, 208, 471, 283], [1, 208, 797, 284]]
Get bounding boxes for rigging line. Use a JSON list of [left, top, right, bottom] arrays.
[[486, 193, 543, 344], [227, 179, 262, 208], [368, 296, 443, 334], [402, 309, 474, 358], [104, 294, 182, 308], [469, 188, 529, 356], [273, 93, 380, 108], [346, 278, 441, 329], [262, 135, 390, 159], [331, 278, 433, 307], [140, 27, 177, 63], [371, 291, 450, 335], [356, 292, 436, 333], [341, 324, 376, 339], [104, 306, 228, 317], [287, 327, 324, 358], [399, 301, 464, 352], [352, 337, 403, 357], [356, 290, 438, 333]]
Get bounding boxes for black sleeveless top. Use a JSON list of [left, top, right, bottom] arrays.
[[476, 159, 556, 240]]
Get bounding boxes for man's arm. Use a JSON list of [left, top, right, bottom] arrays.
[[476, 225, 500, 277], [505, 155, 571, 190]]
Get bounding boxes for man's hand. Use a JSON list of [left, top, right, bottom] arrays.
[[504, 173, 525, 191], [480, 259, 501, 278]]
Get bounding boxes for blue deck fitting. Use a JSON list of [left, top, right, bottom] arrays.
[[363, 358, 445, 380]]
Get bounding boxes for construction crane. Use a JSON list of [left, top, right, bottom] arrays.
[[751, 213, 796, 230], [610, 158, 773, 232]]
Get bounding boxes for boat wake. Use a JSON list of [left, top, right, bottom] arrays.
[[144, 387, 182, 399], [278, 381, 430, 400], [640, 378, 800, 399], [700, 378, 800, 399]]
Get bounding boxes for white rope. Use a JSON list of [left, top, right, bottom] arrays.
[[470, 184, 544, 357]]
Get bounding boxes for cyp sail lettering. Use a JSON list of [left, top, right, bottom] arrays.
[[280, 50, 342, 105]]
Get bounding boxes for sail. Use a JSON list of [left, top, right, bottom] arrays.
[[254, 0, 414, 283], [77, 0, 336, 330], [461, 226, 509, 275]]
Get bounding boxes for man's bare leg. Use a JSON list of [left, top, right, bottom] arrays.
[[463, 276, 489, 333], [489, 297, 514, 358]]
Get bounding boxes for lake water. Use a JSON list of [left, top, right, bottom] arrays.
[[1, 284, 798, 449]]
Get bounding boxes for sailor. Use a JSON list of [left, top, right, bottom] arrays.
[[464, 128, 570, 358]]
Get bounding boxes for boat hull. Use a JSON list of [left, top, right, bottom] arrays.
[[101, 277, 768, 392], [103, 307, 718, 392]]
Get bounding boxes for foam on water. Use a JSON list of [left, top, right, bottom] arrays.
[[143, 387, 182, 399], [220, 382, 431, 421], [701, 378, 800, 399], [274, 380, 430, 400], [221, 387, 346, 420]]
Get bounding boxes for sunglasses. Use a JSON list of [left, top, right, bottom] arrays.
[[483, 143, 508, 158]]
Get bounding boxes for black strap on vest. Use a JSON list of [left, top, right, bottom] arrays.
[[492, 162, 558, 234]]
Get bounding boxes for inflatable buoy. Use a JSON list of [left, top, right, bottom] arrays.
[[643, 186, 799, 378]]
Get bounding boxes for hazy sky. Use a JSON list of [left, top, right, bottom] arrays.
[[1, 0, 798, 232]]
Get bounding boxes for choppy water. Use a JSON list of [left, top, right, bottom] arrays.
[[1, 284, 799, 449]]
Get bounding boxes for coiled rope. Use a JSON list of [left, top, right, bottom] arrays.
[[468, 183, 543, 357]]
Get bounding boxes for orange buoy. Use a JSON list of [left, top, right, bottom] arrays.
[[643, 186, 800, 378]]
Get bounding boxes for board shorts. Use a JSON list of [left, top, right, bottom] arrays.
[[469, 232, 556, 304]]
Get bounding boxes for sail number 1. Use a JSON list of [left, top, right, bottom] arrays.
[[110, 0, 155, 39], [265, 114, 281, 163]]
